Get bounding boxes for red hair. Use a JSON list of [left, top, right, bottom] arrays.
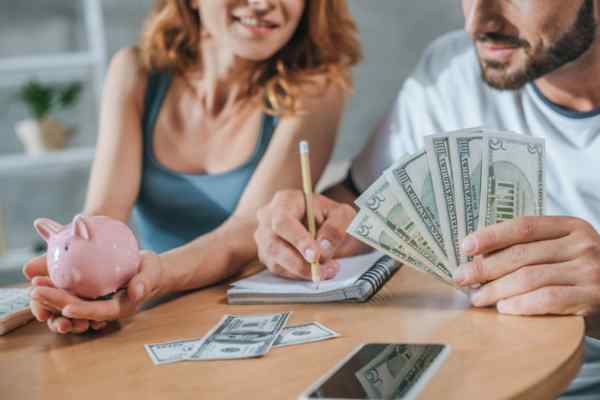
[[139, 0, 362, 115]]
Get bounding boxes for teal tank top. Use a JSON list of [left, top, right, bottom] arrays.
[[132, 70, 277, 253]]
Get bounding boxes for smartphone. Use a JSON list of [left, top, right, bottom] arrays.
[[298, 343, 450, 400]]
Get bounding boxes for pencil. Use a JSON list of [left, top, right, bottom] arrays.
[[299, 140, 320, 288]]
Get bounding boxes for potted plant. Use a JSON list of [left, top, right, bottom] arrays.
[[15, 80, 82, 155]]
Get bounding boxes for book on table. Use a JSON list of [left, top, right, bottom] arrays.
[[227, 252, 400, 304]]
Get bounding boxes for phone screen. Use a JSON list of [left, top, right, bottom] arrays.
[[303, 343, 449, 400]]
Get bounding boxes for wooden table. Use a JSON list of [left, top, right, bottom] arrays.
[[0, 266, 585, 400]]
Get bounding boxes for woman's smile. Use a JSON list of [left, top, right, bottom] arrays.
[[232, 13, 281, 38]]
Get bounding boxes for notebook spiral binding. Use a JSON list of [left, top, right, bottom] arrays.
[[356, 255, 399, 298]]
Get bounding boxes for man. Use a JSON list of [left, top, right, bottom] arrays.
[[255, 0, 600, 397]]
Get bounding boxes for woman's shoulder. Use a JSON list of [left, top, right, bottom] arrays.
[[291, 75, 347, 116], [105, 47, 149, 108]]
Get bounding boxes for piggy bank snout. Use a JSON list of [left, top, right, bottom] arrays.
[[50, 263, 74, 289], [47, 242, 80, 290]]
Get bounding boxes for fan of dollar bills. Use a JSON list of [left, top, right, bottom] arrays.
[[347, 128, 545, 290]]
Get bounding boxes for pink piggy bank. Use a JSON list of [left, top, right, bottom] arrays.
[[34, 214, 141, 299]]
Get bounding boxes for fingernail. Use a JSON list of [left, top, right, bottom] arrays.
[[319, 239, 333, 257], [461, 236, 477, 255], [497, 300, 508, 314], [135, 283, 145, 301], [303, 248, 316, 263], [62, 307, 74, 318], [469, 288, 481, 305], [453, 267, 466, 285]]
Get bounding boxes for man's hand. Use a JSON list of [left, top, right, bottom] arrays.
[[453, 216, 600, 316], [23, 251, 163, 334], [255, 190, 370, 280]]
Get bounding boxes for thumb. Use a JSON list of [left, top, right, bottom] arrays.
[[127, 251, 162, 303], [23, 254, 48, 280]]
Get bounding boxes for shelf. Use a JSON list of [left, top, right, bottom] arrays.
[[0, 68, 91, 89], [0, 147, 95, 176], [0, 52, 100, 88], [0, 52, 98, 74]]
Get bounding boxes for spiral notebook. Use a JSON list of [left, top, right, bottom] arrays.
[[227, 252, 400, 304]]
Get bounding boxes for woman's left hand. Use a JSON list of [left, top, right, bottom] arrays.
[[24, 251, 163, 334]]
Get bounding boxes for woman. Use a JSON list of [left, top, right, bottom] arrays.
[[23, 0, 360, 334]]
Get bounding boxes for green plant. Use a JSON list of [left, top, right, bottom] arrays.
[[18, 80, 82, 120]]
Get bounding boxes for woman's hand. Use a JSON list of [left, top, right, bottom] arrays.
[[255, 190, 370, 280], [23, 251, 163, 334]]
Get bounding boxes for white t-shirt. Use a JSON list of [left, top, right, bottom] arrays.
[[351, 30, 600, 397]]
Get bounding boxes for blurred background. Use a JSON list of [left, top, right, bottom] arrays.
[[0, 0, 462, 285]]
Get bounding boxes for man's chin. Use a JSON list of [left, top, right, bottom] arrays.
[[480, 64, 529, 91]]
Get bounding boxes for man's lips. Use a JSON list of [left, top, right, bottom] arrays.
[[478, 41, 521, 62]]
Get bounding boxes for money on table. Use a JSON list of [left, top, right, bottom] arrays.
[[0, 288, 34, 336], [348, 128, 545, 290], [0, 288, 30, 320], [273, 322, 340, 348], [145, 314, 341, 365]]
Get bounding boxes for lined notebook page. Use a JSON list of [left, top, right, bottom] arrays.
[[231, 252, 383, 294]]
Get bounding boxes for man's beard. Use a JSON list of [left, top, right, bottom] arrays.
[[477, 0, 597, 91]]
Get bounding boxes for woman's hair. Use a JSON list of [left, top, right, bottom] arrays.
[[139, 0, 362, 115]]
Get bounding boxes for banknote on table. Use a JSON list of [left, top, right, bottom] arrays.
[[0, 288, 30, 320], [449, 131, 485, 263], [0, 288, 34, 336], [386, 153, 449, 267], [273, 322, 340, 348], [425, 134, 462, 269], [145, 337, 203, 365], [355, 174, 441, 268], [347, 210, 455, 287], [186, 312, 290, 361], [355, 344, 445, 399], [479, 132, 545, 229]]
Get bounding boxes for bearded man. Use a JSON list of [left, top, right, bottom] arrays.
[[255, 1, 600, 397]]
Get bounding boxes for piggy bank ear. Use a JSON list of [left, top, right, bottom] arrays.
[[34, 218, 64, 242], [72, 214, 91, 241]]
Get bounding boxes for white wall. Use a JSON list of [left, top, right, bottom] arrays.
[[340, 1, 463, 159]]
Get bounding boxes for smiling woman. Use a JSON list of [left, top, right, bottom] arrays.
[[141, 0, 360, 114], [22, 0, 361, 335]]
